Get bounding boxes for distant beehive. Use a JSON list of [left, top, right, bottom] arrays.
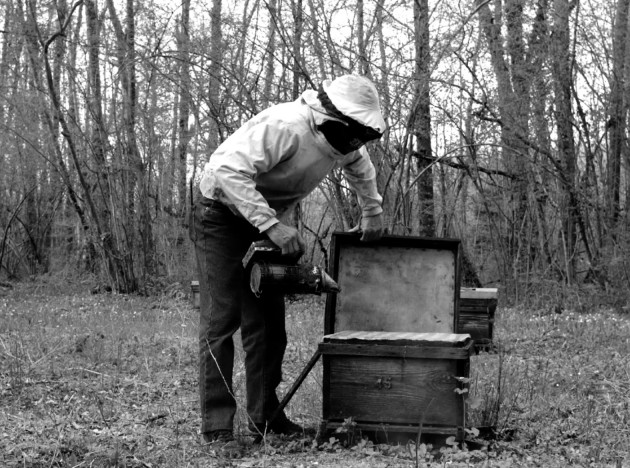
[[457, 288, 497, 350], [191, 280, 200, 309]]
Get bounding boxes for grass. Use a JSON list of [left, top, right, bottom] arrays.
[[0, 276, 629, 467], [469, 307, 630, 465]]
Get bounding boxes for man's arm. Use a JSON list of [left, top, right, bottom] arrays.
[[210, 120, 297, 231], [339, 147, 385, 241]]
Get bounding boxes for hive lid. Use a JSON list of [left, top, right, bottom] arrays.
[[324, 233, 461, 335], [323, 330, 471, 347], [460, 287, 498, 299]]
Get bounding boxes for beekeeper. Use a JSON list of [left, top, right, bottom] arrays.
[[190, 74, 387, 448]]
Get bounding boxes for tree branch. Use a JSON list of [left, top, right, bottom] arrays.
[[410, 151, 520, 180], [43, 1, 84, 52]]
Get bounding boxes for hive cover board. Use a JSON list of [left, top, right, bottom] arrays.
[[324, 233, 461, 334]]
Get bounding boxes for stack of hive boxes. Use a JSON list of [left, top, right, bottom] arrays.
[[457, 287, 498, 351], [319, 233, 475, 441]]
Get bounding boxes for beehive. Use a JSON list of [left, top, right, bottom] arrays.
[[457, 287, 497, 349], [320, 233, 470, 440], [191, 280, 200, 308], [320, 331, 472, 440]]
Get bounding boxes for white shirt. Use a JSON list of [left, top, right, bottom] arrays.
[[199, 90, 383, 232]]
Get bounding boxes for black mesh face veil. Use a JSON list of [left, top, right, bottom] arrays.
[[316, 83, 383, 154]]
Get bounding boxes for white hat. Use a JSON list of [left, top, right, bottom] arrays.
[[322, 75, 387, 133]]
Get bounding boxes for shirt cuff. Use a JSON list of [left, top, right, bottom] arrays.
[[258, 217, 280, 233], [362, 206, 383, 217]]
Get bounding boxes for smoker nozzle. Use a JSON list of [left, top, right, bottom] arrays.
[[320, 270, 341, 293]]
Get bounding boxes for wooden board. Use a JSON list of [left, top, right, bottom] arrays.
[[325, 233, 461, 335], [460, 287, 498, 300], [323, 330, 471, 348], [322, 421, 465, 439]]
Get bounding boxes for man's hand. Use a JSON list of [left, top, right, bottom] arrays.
[[356, 213, 385, 242], [265, 222, 306, 256]]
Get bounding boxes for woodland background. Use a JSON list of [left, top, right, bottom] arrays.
[[2, 2, 630, 466], [1, 0, 629, 306]]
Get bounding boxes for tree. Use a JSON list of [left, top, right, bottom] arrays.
[[291, 0, 304, 99], [413, 0, 435, 236], [607, 0, 630, 233], [176, 0, 192, 217], [549, 0, 578, 282], [206, 0, 222, 157], [1, 0, 629, 302], [107, 0, 155, 278]]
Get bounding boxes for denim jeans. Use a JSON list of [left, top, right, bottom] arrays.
[[190, 196, 287, 433]]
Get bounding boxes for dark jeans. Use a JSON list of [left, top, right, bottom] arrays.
[[190, 197, 287, 433]]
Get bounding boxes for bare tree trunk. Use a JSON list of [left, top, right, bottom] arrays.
[[291, 0, 304, 99], [307, 0, 326, 77], [413, 0, 435, 236], [289, 0, 304, 229], [529, 0, 554, 271], [35, 1, 96, 271], [375, 0, 390, 117], [85, 0, 137, 291], [176, 0, 192, 217], [21, 0, 91, 269], [0, 0, 15, 127], [607, 0, 630, 233], [66, 4, 82, 150], [373, 0, 394, 231], [207, 0, 222, 157], [40, 0, 70, 272], [167, 89, 178, 210], [476, 0, 533, 279], [550, 0, 577, 282], [505, 0, 531, 234], [357, 0, 370, 76], [52, 0, 67, 139], [262, 0, 278, 107], [107, 0, 154, 278]]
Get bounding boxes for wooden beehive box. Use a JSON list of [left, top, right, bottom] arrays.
[[320, 233, 470, 440], [457, 287, 497, 349], [320, 331, 473, 440]]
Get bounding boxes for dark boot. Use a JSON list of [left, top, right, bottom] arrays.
[[268, 414, 304, 435], [202, 430, 243, 458], [249, 413, 306, 442]]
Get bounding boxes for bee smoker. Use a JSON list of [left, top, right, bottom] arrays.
[[242, 240, 340, 296]]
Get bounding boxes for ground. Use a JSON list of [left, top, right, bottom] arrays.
[[0, 277, 629, 467]]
